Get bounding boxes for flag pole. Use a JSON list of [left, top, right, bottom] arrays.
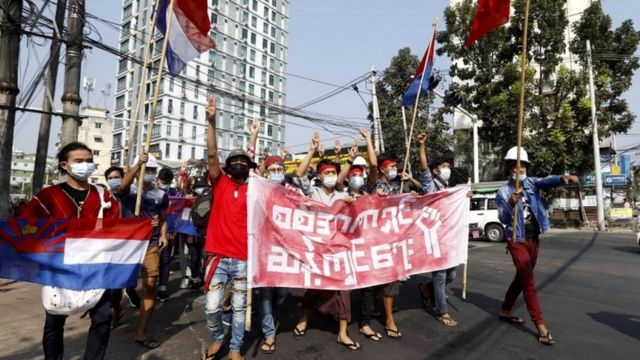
[[401, 18, 438, 188], [510, 0, 531, 242], [135, 0, 176, 216], [125, 0, 160, 172]]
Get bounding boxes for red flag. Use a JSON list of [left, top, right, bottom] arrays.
[[465, 0, 511, 48]]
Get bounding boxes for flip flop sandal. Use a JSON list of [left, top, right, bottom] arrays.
[[293, 325, 307, 338], [499, 315, 525, 325], [260, 339, 276, 354], [538, 332, 555, 345], [135, 338, 161, 349], [437, 314, 458, 327], [336, 340, 361, 351], [384, 327, 403, 339], [201, 349, 218, 360], [359, 329, 382, 342]]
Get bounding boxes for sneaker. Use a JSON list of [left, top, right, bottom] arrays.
[[125, 288, 141, 308], [179, 277, 191, 289], [158, 291, 170, 302]]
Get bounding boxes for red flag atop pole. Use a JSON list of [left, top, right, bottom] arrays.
[[465, 0, 511, 48]]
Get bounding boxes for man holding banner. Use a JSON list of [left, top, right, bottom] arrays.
[[289, 133, 360, 351]]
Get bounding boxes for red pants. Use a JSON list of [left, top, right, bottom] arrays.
[[501, 238, 544, 326]]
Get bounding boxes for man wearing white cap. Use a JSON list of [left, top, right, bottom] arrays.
[[119, 152, 169, 349], [496, 146, 579, 346]]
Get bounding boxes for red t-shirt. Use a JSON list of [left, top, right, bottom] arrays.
[[205, 174, 248, 260], [19, 184, 120, 219]]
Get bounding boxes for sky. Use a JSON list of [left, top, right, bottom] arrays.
[[12, 0, 640, 159]]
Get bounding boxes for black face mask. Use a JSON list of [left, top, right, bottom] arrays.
[[226, 163, 249, 178]]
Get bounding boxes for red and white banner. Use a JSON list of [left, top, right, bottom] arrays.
[[247, 176, 470, 290]]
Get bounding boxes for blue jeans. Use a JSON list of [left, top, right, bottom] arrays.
[[259, 287, 288, 338], [204, 257, 247, 353], [432, 267, 457, 314]]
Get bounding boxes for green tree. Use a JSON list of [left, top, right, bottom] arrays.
[[374, 48, 452, 175], [436, 0, 639, 179]]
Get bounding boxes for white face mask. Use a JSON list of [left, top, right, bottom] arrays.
[[68, 162, 96, 181], [107, 178, 122, 190], [440, 168, 451, 182], [322, 175, 338, 189], [386, 170, 398, 181], [143, 174, 157, 183], [194, 187, 205, 195], [268, 173, 285, 184], [349, 176, 365, 189], [511, 173, 527, 182]]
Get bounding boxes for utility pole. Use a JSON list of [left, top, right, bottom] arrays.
[[0, 0, 23, 216], [32, 0, 66, 195], [587, 40, 606, 231], [59, 0, 85, 147], [370, 67, 386, 153]]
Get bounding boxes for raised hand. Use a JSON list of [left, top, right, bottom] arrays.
[[310, 131, 320, 152], [359, 128, 371, 139], [334, 139, 342, 154], [417, 132, 426, 145], [318, 143, 325, 158], [348, 146, 360, 161], [206, 96, 217, 125], [250, 117, 260, 136]]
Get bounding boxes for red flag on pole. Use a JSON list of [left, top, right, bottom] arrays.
[[465, 0, 511, 48]]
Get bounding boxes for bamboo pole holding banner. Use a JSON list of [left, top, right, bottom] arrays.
[[401, 18, 439, 188], [125, 0, 160, 172], [510, 0, 531, 242], [462, 177, 471, 300], [134, 0, 175, 216]]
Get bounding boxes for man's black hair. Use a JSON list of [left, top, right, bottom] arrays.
[[316, 159, 340, 174], [56, 142, 92, 174], [376, 152, 397, 167], [429, 157, 451, 172], [505, 160, 529, 175], [158, 167, 174, 182], [104, 166, 124, 179]]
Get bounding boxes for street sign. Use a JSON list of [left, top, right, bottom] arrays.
[[604, 175, 627, 186]]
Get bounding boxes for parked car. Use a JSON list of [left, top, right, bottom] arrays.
[[469, 194, 505, 242]]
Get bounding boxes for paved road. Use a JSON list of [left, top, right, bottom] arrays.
[[1, 230, 639, 360]]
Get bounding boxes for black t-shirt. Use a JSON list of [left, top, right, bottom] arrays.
[[60, 182, 90, 208], [522, 192, 540, 239]]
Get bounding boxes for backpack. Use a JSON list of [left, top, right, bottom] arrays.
[[191, 190, 212, 236]]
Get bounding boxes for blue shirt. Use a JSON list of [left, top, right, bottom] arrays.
[[119, 186, 169, 246], [495, 176, 563, 242]]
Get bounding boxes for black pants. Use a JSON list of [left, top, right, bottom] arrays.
[[43, 290, 112, 360], [359, 287, 374, 328], [187, 242, 204, 279]]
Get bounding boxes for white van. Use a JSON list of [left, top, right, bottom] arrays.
[[469, 193, 505, 242]]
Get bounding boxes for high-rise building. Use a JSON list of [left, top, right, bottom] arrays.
[[111, 0, 289, 168], [77, 107, 113, 185]]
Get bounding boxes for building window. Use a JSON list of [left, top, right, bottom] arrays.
[[269, 42, 275, 54], [113, 133, 122, 147], [192, 125, 197, 140], [249, 66, 255, 78], [93, 150, 100, 156], [262, 38, 268, 50], [118, 59, 128, 73], [251, 16, 257, 28], [249, 49, 256, 62], [191, 147, 196, 160], [267, 124, 273, 137], [193, 106, 199, 120], [271, 26, 276, 38], [94, 136, 103, 143], [169, 77, 174, 92], [180, 101, 185, 115], [250, 32, 256, 45], [179, 123, 184, 137], [165, 143, 170, 157], [115, 95, 125, 110], [95, 122, 102, 129], [167, 121, 172, 136], [116, 76, 126, 91], [194, 84, 199, 99], [252, 0, 257, 11], [208, 69, 215, 82], [168, 99, 174, 114], [178, 145, 182, 160]]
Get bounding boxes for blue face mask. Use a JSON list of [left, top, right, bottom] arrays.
[[144, 174, 157, 183], [386, 170, 398, 181], [107, 178, 122, 190], [511, 173, 527, 182], [268, 173, 285, 183], [349, 176, 365, 189]]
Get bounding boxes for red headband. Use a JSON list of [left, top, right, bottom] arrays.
[[264, 156, 284, 170], [318, 164, 338, 174], [348, 167, 364, 176], [379, 159, 396, 169]]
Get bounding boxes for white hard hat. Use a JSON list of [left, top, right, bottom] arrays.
[[504, 146, 529, 163], [353, 156, 368, 167], [133, 153, 159, 168]]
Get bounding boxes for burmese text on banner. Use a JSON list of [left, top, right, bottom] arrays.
[[247, 176, 470, 290]]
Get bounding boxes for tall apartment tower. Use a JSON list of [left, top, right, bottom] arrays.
[[111, 0, 289, 168]]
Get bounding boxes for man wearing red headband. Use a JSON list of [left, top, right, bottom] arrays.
[[257, 154, 290, 354], [290, 133, 360, 351]]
